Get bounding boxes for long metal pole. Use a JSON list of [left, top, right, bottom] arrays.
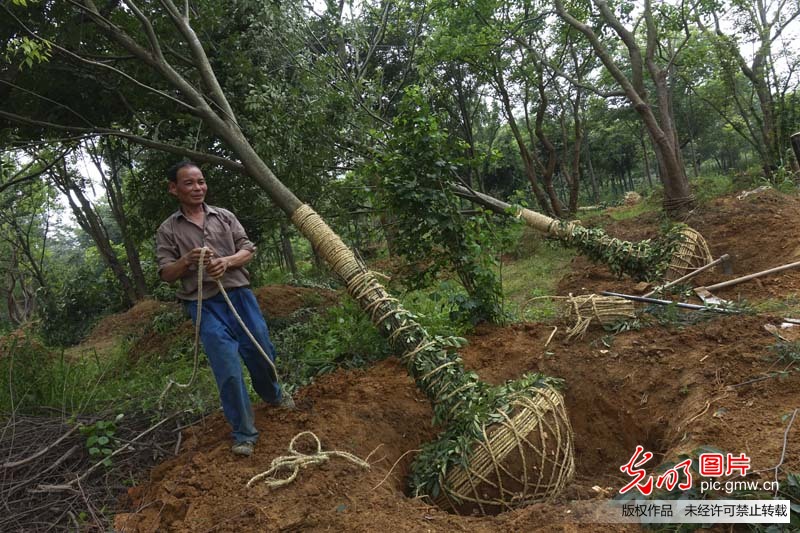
[[600, 291, 739, 313]]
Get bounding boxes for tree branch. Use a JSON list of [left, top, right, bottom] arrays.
[[0, 80, 94, 127], [3, 2, 198, 115], [0, 110, 245, 172], [158, 0, 238, 125]]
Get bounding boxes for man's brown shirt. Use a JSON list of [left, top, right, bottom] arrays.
[[156, 204, 256, 300]]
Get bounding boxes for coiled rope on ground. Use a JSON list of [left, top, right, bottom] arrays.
[[246, 431, 370, 489]]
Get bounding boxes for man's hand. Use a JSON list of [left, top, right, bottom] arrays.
[[184, 247, 213, 269], [206, 256, 229, 279], [160, 247, 214, 282]]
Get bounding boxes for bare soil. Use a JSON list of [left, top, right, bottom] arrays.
[[114, 189, 800, 532]]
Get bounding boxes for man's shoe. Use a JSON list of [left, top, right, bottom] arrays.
[[268, 389, 297, 409], [280, 393, 296, 409], [231, 441, 254, 457]]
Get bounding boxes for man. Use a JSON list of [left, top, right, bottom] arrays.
[[156, 160, 290, 457]]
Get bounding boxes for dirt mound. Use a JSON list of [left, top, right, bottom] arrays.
[[71, 285, 339, 361], [559, 188, 800, 301], [69, 300, 179, 359], [253, 284, 340, 320], [113, 191, 800, 531], [115, 312, 798, 532], [0, 324, 46, 358]]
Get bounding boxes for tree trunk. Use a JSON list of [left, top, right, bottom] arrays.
[[103, 148, 148, 299], [585, 139, 600, 203], [533, 77, 565, 217], [492, 67, 552, 215], [641, 134, 653, 188], [280, 221, 298, 278], [791, 132, 800, 181], [50, 161, 140, 307]]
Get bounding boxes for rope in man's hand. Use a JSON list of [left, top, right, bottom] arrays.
[[157, 247, 208, 410]]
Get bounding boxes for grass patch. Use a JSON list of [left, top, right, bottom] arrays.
[[500, 228, 576, 321], [400, 284, 473, 337], [0, 334, 219, 415], [752, 293, 800, 317], [607, 197, 660, 221]]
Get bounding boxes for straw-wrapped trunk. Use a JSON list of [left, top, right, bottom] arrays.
[[292, 206, 576, 514], [452, 185, 712, 281]]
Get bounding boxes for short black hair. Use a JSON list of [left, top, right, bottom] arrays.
[[167, 160, 200, 182]]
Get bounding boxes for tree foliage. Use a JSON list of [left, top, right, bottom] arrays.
[[365, 86, 504, 324]]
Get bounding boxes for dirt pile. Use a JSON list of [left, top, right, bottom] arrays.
[[253, 284, 339, 320], [115, 312, 798, 532], [559, 188, 800, 300], [114, 190, 800, 532]]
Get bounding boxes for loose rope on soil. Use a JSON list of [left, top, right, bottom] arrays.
[[246, 431, 370, 489]]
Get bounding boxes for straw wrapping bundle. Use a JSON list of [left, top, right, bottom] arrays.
[[561, 294, 636, 341], [433, 385, 575, 515], [664, 227, 714, 281], [558, 222, 710, 282]]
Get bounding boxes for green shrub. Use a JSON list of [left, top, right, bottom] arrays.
[[39, 264, 126, 346], [694, 174, 735, 203], [273, 299, 391, 390]]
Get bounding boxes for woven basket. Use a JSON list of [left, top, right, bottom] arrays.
[[664, 227, 714, 281], [434, 386, 575, 515]]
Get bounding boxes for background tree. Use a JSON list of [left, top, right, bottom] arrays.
[[555, 0, 696, 217], [695, 0, 800, 179]]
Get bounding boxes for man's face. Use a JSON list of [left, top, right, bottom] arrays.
[[169, 165, 207, 208]]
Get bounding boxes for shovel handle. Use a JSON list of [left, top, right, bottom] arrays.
[[705, 259, 800, 291], [643, 254, 730, 298]]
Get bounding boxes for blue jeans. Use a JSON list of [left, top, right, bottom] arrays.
[[185, 287, 282, 444]]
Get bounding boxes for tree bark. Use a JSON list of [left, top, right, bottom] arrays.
[[641, 132, 653, 188], [491, 65, 552, 215], [584, 137, 600, 203], [280, 221, 298, 278], [50, 159, 140, 307], [98, 142, 148, 299], [791, 132, 800, 181]]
